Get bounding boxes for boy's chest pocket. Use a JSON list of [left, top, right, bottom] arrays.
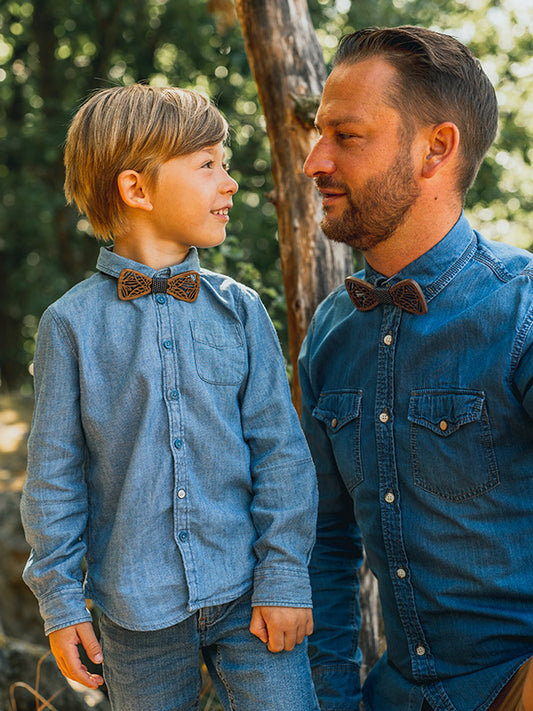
[[190, 320, 245, 386], [408, 389, 500, 501], [313, 389, 364, 492]]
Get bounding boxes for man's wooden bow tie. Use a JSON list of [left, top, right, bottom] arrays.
[[345, 276, 428, 315], [117, 269, 200, 302]]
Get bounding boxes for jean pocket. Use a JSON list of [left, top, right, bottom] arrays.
[[190, 320, 245, 385], [408, 389, 500, 501], [312, 389, 364, 491]]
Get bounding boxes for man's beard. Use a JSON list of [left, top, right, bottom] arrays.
[[316, 145, 421, 252]]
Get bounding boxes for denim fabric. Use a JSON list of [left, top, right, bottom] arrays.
[[21, 246, 317, 635], [99, 591, 320, 711], [299, 214, 533, 711]]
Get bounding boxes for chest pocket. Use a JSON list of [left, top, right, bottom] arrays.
[[312, 389, 364, 492], [408, 389, 499, 502], [190, 320, 245, 386]]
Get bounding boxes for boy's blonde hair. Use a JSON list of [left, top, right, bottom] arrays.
[[64, 84, 228, 241]]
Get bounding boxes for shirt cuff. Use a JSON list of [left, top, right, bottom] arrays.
[[38, 585, 93, 635], [251, 566, 313, 608]]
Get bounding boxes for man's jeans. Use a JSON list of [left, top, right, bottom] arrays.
[[99, 592, 320, 711]]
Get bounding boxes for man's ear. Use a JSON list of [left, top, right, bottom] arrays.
[[117, 170, 153, 211], [421, 122, 460, 179]]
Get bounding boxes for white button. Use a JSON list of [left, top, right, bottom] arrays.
[[396, 568, 406, 579], [384, 334, 393, 346], [331, 418, 338, 429], [177, 489, 186, 499], [379, 411, 389, 423], [416, 645, 426, 656], [385, 491, 395, 504], [439, 420, 448, 431]]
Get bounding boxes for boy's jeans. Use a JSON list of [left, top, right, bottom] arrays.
[[99, 591, 320, 711]]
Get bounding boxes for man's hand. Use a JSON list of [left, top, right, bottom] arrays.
[[250, 606, 313, 653], [522, 657, 533, 711], [49, 621, 104, 689]]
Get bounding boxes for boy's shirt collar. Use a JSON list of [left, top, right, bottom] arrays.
[[96, 245, 201, 279]]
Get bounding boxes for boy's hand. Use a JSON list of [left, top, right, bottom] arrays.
[[49, 621, 104, 689], [250, 606, 313, 653]]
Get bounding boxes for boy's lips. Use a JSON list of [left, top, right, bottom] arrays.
[[211, 205, 232, 221]]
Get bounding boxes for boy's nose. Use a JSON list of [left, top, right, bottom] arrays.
[[225, 173, 239, 195]]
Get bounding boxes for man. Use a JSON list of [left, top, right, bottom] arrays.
[[299, 26, 533, 711]]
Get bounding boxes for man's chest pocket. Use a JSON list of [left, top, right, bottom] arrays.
[[190, 320, 245, 386], [313, 389, 364, 492], [408, 389, 500, 502]]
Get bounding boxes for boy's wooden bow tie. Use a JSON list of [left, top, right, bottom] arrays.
[[117, 268, 200, 302], [345, 276, 428, 315]]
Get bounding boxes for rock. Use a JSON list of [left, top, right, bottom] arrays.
[[0, 633, 110, 711]]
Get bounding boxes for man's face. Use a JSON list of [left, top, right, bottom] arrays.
[[304, 57, 421, 252]]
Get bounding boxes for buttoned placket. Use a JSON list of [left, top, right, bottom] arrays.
[[155, 284, 197, 599], [375, 303, 436, 682]]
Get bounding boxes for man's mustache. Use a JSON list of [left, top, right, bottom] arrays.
[[314, 176, 349, 193]]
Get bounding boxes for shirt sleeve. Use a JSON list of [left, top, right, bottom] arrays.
[[237, 288, 317, 609], [298, 317, 364, 709], [20, 307, 92, 635]]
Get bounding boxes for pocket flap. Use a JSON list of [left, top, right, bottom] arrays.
[[313, 389, 362, 432], [408, 389, 485, 437]]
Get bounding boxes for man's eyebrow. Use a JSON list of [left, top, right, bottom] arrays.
[[315, 116, 365, 130]]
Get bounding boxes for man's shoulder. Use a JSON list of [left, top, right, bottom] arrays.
[[474, 232, 533, 280]]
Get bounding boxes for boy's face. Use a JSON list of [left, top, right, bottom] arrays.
[[148, 142, 238, 258]]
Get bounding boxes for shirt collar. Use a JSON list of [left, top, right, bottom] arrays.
[[364, 213, 477, 302], [96, 245, 201, 279]]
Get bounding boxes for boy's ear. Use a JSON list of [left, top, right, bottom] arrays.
[[117, 170, 153, 211], [421, 122, 460, 179]]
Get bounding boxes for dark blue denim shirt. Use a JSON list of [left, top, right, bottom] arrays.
[[299, 214, 533, 711], [21, 246, 317, 635]]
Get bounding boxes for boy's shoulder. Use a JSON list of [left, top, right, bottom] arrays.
[[199, 267, 261, 307], [44, 271, 113, 321]]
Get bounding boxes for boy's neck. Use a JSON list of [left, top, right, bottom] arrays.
[[113, 233, 190, 270]]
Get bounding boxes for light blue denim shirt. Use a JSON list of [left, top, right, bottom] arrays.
[[21, 246, 317, 635], [299, 214, 533, 711]]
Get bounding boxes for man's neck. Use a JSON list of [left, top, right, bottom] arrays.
[[363, 203, 462, 277]]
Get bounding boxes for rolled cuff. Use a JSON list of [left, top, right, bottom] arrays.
[[251, 566, 313, 608], [38, 585, 93, 636]]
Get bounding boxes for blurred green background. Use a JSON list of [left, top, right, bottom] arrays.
[[1, 0, 532, 393]]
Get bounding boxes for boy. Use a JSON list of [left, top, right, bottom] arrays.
[[20, 84, 319, 711]]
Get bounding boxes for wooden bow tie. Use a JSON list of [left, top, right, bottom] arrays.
[[117, 268, 200, 302], [345, 276, 428, 315]]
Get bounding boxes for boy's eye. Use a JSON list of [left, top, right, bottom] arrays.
[[202, 160, 214, 169]]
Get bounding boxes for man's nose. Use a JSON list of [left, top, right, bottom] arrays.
[[303, 139, 336, 177]]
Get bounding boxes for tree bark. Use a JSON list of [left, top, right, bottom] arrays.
[[235, 0, 383, 684], [234, 0, 353, 410]]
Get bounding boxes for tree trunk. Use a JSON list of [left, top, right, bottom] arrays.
[[234, 0, 352, 410], [235, 0, 383, 685]]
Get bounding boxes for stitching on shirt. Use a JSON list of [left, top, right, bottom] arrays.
[[48, 306, 78, 359], [509, 302, 533, 387], [472, 243, 516, 282], [424, 234, 477, 300]]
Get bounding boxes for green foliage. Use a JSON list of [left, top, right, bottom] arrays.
[[1, 0, 532, 391]]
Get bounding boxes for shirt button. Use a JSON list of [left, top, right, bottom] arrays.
[[156, 295, 166, 305], [170, 390, 179, 400], [439, 420, 448, 431], [177, 488, 186, 499], [379, 411, 389, 423], [396, 567, 406, 579], [416, 645, 426, 656], [163, 340, 172, 349], [385, 491, 395, 504], [331, 418, 338, 429], [178, 530, 189, 542], [174, 439, 183, 449], [384, 334, 393, 346]]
